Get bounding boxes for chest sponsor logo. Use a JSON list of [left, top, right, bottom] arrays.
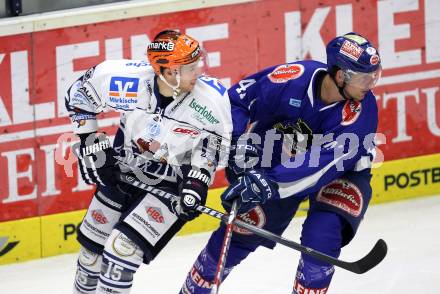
[[339, 40, 364, 61], [341, 100, 362, 126], [91, 209, 109, 225], [268, 64, 304, 83], [233, 205, 266, 235], [146, 206, 165, 223], [172, 126, 200, 137], [109, 77, 139, 107], [317, 179, 363, 217], [189, 98, 219, 124]]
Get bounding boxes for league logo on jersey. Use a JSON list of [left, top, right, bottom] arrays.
[[109, 77, 139, 109], [341, 100, 362, 126], [268, 64, 304, 83]]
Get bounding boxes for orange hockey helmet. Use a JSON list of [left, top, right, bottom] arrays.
[[147, 30, 203, 75]]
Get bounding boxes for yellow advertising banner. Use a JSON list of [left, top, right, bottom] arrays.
[[41, 210, 86, 257], [0, 217, 41, 265], [371, 153, 440, 204]]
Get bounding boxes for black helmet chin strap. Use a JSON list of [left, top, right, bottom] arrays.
[[330, 73, 351, 100]]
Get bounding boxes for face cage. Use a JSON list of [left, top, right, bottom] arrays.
[[343, 67, 382, 91]]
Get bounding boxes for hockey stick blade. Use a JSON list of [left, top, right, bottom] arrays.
[[118, 173, 387, 274]]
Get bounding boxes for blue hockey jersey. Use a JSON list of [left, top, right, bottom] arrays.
[[228, 60, 378, 198]]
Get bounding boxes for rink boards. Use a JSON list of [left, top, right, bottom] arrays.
[[1, 152, 440, 265]]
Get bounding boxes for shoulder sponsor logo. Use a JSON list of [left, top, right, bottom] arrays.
[[109, 77, 139, 108], [341, 100, 362, 126], [189, 98, 219, 124], [233, 205, 266, 235], [172, 126, 200, 137], [268, 64, 305, 83], [146, 206, 165, 223], [71, 113, 96, 127], [126, 61, 149, 67], [91, 209, 108, 225], [340, 40, 364, 61], [0, 236, 19, 257], [289, 98, 302, 108], [317, 179, 363, 217]]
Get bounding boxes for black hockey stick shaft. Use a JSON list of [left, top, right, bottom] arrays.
[[195, 204, 387, 274], [118, 173, 387, 274], [211, 200, 239, 294]]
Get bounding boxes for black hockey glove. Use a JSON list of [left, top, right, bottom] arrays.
[[225, 139, 259, 183], [222, 169, 279, 214], [73, 132, 119, 186], [176, 168, 210, 221]]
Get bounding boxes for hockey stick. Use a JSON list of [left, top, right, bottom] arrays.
[[211, 199, 239, 294], [118, 173, 387, 274]]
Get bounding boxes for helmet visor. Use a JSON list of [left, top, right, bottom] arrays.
[[179, 55, 207, 81], [345, 67, 382, 90]]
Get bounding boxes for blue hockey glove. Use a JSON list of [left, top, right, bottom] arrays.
[[225, 141, 259, 183], [221, 169, 279, 214]]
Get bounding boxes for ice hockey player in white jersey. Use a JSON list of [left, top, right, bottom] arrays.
[[65, 30, 232, 294]]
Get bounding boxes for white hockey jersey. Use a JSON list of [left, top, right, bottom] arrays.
[[65, 59, 232, 183]]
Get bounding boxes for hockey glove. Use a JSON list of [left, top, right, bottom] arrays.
[[73, 132, 119, 186], [225, 140, 259, 183], [222, 169, 279, 214], [176, 168, 210, 222]]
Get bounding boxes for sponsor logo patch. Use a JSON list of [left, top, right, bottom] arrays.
[[113, 233, 137, 257], [91, 209, 108, 225], [108, 77, 139, 109], [189, 98, 220, 124], [370, 54, 380, 65], [146, 206, 165, 223], [268, 64, 304, 83], [293, 279, 329, 294], [339, 40, 364, 61], [289, 98, 302, 108], [233, 205, 266, 235], [341, 100, 362, 126], [317, 179, 363, 217], [172, 126, 200, 137]]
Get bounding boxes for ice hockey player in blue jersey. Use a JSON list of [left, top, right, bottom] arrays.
[[179, 32, 382, 293]]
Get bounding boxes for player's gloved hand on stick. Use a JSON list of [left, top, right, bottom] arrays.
[[225, 140, 259, 183], [222, 169, 279, 214], [73, 132, 119, 186], [176, 168, 210, 221]]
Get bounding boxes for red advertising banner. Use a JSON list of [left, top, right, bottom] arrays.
[[1, 0, 440, 222]]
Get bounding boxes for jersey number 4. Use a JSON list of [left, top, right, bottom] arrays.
[[236, 79, 256, 99]]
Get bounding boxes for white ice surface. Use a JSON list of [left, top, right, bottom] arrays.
[[1, 196, 439, 294]]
